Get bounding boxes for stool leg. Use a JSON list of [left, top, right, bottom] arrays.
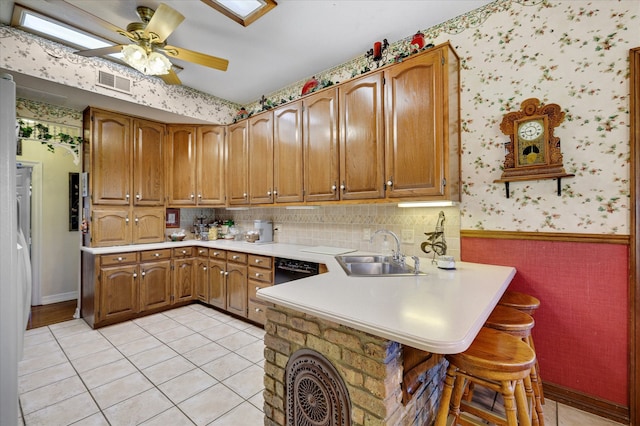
[[435, 364, 458, 426], [527, 334, 545, 404], [528, 359, 545, 425], [514, 379, 532, 426], [449, 375, 467, 424], [501, 380, 520, 426], [524, 374, 541, 426]]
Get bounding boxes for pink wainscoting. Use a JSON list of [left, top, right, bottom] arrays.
[[461, 236, 629, 406]]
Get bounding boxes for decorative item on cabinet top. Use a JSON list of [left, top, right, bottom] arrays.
[[494, 97, 574, 198]]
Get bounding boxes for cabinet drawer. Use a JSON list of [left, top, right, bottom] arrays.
[[248, 254, 272, 269], [140, 249, 171, 262], [210, 249, 227, 260], [196, 247, 209, 257], [101, 252, 138, 266], [248, 300, 268, 325], [227, 251, 247, 264], [249, 266, 273, 283], [173, 247, 194, 258], [248, 280, 272, 301]]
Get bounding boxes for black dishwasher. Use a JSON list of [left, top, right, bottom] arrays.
[[274, 257, 320, 284]]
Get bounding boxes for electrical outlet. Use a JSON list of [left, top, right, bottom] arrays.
[[362, 228, 371, 241], [401, 229, 414, 244]]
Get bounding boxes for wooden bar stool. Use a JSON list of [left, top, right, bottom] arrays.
[[485, 305, 544, 426], [498, 291, 544, 403], [435, 327, 537, 426]]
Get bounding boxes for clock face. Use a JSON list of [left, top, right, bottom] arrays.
[[518, 120, 544, 141]]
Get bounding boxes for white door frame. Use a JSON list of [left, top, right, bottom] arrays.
[[18, 160, 41, 306]]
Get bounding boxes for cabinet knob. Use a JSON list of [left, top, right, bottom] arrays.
[[116, 257, 123, 262], [273, 189, 278, 196], [182, 250, 187, 254], [255, 273, 262, 278], [136, 193, 141, 200], [125, 216, 130, 224], [255, 307, 262, 313], [198, 194, 202, 199], [340, 181, 346, 191], [203, 266, 207, 271], [213, 252, 220, 256], [126, 193, 130, 200], [387, 178, 393, 187], [331, 183, 337, 191], [255, 286, 260, 291], [190, 193, 195, 199], [267, 190, 271, 196], [220, 270, 225, 275], [243, 193, 248, 198], [133, 272, 137, 278], [141, 271, 146, 277], [154, 253, 160, 257], [134, 217, 139, 224], [255, 259, 262, 264], [224, 271, 229, 276], [232, 255, 239, 260]]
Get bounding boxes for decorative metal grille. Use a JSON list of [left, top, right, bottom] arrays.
[[286, 349, 351, 426]]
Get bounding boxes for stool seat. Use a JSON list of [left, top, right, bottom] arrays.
[[499, 291, 540, 315], [486, 305, 535, 338], [436, 327, 537, 426]]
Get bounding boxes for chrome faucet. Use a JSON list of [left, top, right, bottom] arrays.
[[370, 229, 404, 264]]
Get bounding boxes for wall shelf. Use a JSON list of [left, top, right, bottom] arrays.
[[494, 173, 575, 198]]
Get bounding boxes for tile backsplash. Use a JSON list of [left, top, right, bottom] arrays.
[[179, 204, 460, 260]]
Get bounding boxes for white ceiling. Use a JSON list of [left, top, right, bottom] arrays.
[[0, 0, 491, 120]]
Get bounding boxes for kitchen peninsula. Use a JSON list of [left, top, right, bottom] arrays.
[[82, 240, 515, 426]]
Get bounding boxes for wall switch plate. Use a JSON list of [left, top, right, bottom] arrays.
[[401, 229, 414, 244], [362, 228, 371, 241]]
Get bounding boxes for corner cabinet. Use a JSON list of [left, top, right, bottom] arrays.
[[384, 44, 460, 200]]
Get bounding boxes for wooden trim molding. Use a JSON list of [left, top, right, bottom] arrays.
[[460, 229, 630, 245], [630, 46, 639, 426], [543, 382, 629, 425]]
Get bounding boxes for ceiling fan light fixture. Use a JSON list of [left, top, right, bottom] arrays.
[[122, 44, 171, 76]]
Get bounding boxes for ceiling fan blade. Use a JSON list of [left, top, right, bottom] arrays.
[[160, 68, 182, 85], [144, 4, 185, 43], [75, 45, 125, 57], [163, 45, 229, 71]]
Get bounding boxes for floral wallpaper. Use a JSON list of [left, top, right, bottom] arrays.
[[1, 0, 637, 235]]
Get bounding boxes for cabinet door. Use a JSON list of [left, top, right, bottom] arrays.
[[132, 207, 165, 244], [208, 259, 226, 309], [91, 207, 131, 247], [226, 121, 249, 205], [304, 88, 340, 202], [167, 125, 197, 205], [226, 263, 247, 318], [197, 126, 226, 206], [273, 101, 304, 203], [385, 49, 445, 198], [98, 264, 138, 323], [173, 258, 195, 303], [340, 73, 385, 200], [133, 119, 165, 206], [248, 112, 274, 204], [91, 110, 131, 205], [139, 260, 171, 311], [195, 257, 209, 302]]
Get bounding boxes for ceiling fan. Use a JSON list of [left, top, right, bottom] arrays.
[[74, 3, 229, 85]]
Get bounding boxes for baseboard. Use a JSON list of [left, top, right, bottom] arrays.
[[40, 292, 78, 305], [543, 381, 629, 424]]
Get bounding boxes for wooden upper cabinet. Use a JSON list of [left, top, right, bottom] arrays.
[[167, 125, 197, 205], [339, 72, 385, 200], [90, 110, 131, 205], [384, 45, 460, 199], [227, 121, 249, 205], [303, 88, 340, 202], [91, 207, 132, 247], [248, 112, 274, 204], [132, 207, 165, 244], [197, 126, 226, 206], [273, 100, 304, 203], [133, 119, 165, 206]]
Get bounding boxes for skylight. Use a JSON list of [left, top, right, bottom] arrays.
[[201, 0, 277, 26], [12, 6, 114, 52]]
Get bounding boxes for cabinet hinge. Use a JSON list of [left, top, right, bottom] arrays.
[[441, 56, 445, 66], [442, 178, 447, 187], [383, 77, 386, 85]]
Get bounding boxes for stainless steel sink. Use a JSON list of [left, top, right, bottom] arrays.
[[335, 255, 426, 277]]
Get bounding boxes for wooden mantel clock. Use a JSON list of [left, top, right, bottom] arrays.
[[494, 97, 574, 198]]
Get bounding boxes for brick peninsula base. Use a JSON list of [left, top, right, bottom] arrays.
[[263, 304, 447, 426]]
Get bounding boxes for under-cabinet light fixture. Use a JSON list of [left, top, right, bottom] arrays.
[[225, 207, 250, 211], [397, 201, 458, 208], [285, 206, 320, 210]]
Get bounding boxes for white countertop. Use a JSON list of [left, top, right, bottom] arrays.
[[81, 240, 515, 354]]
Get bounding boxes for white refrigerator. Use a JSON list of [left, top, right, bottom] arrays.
[[0, 72, 28, 426]]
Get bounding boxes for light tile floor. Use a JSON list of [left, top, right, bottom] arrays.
[[18, 304, 624, 426]]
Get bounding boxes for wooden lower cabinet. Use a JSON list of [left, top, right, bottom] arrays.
[[226, 253, 248, 318], [139, 259, 172, 312], [82, 247, 272, 328]]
